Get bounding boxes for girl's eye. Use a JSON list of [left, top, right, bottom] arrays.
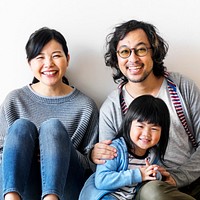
[[151, 127, 160, 131]]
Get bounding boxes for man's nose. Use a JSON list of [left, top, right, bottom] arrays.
[[128, 50, 140, 62]]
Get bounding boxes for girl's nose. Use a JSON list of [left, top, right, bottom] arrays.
[[142, 128, 151, 137]]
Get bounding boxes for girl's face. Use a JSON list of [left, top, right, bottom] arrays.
[[130, 120, 161, 156], [29, 39, 69, 88]]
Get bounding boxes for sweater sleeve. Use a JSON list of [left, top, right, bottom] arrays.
[[99, 90, 123, 141], [94, 139, 142, 190], [95, 157, 142, 190], [168, 73, 200, 187], [76, 98, 99, 171], [0, 93, 16, 164], [0, 105, 7, 163]]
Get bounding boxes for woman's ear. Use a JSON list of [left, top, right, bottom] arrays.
[[27, 59, 30, 65], [67, 54, 70, 64], [65, 54, 70, 69], [27, 59, 33, 71]]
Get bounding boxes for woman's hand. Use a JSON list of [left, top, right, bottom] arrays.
[[90, 140, 117, 164]]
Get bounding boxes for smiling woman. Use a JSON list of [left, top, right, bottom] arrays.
[[28, 39, 72, 96], [0, 27, 99, 200]]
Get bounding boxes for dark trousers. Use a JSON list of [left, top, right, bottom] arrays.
[[136, 178, 200, 200]]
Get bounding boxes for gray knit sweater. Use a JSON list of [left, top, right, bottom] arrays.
[[0, 85, 99, 170]]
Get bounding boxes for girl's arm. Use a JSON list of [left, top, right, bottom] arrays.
[[94, 157, 142, 190]]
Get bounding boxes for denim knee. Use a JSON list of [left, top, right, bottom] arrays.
[[39, 118, 68, 139], [2, 119, 38, 198], [8, 118, 38, 140]]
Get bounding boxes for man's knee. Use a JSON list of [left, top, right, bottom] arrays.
[[138, 181, 166, 199], [136, 181, 195, 200]]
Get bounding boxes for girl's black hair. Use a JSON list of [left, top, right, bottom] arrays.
[[117, 95, 170, 164], [25, 27, 69, 85]]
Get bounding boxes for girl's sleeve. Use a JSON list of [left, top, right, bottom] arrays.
[[94, 153, 142, 190]]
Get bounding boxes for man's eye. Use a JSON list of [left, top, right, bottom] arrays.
[[137, 48, 146, 53], [120, 49, 130, 55]]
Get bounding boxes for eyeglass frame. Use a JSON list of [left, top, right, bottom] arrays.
[[116, 44, 152, 59]]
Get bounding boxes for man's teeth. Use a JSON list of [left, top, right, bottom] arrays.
[[128, 66, 141, 70], [43, 71, 57, 75]]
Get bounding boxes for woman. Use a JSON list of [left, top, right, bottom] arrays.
[[0, 27, 98, 200]]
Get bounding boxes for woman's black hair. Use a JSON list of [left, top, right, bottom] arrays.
[[104, 19, 169, 84], [25, 27, 69, 85], [117, 95, 170, 164]]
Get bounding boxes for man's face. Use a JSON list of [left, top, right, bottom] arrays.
[[116, 29, 154, 83]]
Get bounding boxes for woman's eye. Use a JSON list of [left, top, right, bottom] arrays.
[[53, 54, 61, 58], [36, 56, 44, 60]]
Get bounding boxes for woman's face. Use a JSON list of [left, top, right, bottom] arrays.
[[29, 39, 69, 88]]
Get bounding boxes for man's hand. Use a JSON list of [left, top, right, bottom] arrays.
[[158, 166, 177, 186], [91, 140, 117, 164]]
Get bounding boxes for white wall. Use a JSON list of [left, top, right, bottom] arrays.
[[0, 0, 199, 107]]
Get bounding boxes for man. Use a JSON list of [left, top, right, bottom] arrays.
[[91, 20, 200, 199]]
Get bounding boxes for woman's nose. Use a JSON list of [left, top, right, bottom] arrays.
[[44, 58, 54, 68]]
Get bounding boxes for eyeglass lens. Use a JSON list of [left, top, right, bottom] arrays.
[[117, 45, 148, 58]]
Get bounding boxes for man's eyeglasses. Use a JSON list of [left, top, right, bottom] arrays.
[[116, 45, 151, 59]]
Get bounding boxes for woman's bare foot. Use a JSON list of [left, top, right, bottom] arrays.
[[4, 192, 21, 200], [43, 194, 58, 200]]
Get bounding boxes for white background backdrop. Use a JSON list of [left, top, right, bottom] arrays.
[[0, 0, 199, 107]]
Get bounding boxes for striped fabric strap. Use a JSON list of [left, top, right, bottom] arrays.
[[119, 82, 128, 115], [164, 72, 198, 149]]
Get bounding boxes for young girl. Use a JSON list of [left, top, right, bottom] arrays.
[[79, 95, 170, 200], [0, 27, 98, 200]]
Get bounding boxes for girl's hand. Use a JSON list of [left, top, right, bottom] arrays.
[[139, 159, 160, 181]]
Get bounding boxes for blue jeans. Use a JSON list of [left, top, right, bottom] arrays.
[[1, 118, 85, 200]]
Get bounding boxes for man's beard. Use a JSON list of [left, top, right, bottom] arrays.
[[128, 68, 153, 83]]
